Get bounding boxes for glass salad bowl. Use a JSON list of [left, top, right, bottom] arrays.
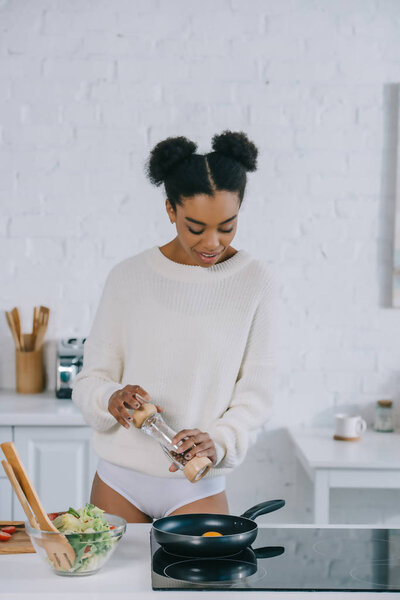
[[25, 512, 127, 576]]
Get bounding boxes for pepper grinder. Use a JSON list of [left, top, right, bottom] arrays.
[[130, 402, 212, 483]]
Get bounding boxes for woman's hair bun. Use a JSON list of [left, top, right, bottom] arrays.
[[211, 130, 258, 172], [145, 136, 197, 186]]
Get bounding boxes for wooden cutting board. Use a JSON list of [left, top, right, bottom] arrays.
[[0, 521, 35, 554]]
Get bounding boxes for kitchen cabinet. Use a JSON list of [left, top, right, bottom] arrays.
[[0, 426, 13, 519], [12, 426, 97, 520], [0, 478, 12, 518], [0, 391, 97, 521]]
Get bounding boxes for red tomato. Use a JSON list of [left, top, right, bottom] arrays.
[[0, 531, 11, 541], [109, 526, 115, 530], [84, 545, 91, 553], [47, 512, 62, 521], [1, 526, 16, 535]]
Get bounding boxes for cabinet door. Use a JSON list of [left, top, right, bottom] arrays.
[[13, 427, 97, 520], [0, 427, 13, 520], [0, 478, 12, 520], [0, 426, 13, 445]]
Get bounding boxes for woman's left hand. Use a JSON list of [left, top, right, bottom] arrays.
[[169, 429, 217, 472]]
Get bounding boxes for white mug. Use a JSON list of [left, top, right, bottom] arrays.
[[334, 413, 367, 440]]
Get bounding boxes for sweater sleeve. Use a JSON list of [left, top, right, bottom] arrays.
[[207, 269, 276, 469], [72, 266, 125, 432]]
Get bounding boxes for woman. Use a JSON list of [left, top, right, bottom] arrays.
[[72, 130, 276, 523]]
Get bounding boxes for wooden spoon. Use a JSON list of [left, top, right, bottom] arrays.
[[32, 306, 40, 349], [5, 311, 22, 351], [1, 442, 75, 571], [36, 305, 49, 326], [34, 306, 50, 351], [33, 324, 46, 351], [11, 308, 23, 351]]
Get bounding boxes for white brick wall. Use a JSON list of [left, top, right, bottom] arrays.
[[1, 0, 400, 523]]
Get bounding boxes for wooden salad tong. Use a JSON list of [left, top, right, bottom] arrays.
[[1, 460, 39, 531], [1, 442, 75, 571]]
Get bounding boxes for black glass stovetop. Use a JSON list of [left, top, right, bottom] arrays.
[[150, 526, 400, 591]]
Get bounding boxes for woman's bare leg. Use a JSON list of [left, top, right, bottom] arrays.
[[168, 490, 229, 516], [90, 472, 152, 523]]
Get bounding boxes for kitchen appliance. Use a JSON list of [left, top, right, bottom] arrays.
[[56, 337, 86, 399], [151, 526, 400, 591], [152, 500, 285, 557]]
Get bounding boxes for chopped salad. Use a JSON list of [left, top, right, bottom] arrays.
[[50, 503, 119, 573]]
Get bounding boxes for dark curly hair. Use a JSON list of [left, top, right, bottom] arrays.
[[144, 130, 258, 212]]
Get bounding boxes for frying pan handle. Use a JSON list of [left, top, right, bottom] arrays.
[[253, 546, 285, 559], [241, 499, 285, 520]]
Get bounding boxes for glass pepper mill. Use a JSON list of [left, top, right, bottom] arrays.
[[129, 401, 212, 483]]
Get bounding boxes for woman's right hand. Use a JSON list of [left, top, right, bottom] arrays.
[[108, 385, 163, 429]]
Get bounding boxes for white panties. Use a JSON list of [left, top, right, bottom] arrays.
[[96, 458, 226, 520]]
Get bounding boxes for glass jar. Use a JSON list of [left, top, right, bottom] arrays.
[[374, 400, 395, 432]]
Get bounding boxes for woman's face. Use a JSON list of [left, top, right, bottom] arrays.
[[166, 190, 240, 267]]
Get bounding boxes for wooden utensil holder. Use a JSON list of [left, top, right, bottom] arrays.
[[16, 334, 44, 394]]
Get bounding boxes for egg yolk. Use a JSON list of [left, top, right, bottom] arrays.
[[202, 531, 223, 537]]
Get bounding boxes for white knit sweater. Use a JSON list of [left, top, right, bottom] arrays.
[[72, 245, 276, 479]]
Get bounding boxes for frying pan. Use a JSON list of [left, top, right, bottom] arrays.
[[152, 499, 285, 557], [153, 545, 285, 583]]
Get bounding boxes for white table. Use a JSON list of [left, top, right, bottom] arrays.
[[0, 523, 395, 599], [288, 427, 400, 523]]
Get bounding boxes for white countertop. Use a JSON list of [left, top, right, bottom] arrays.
[[0, 390, 85, 426], [0, 523, 395, 599], [288, 426, 400, 469]]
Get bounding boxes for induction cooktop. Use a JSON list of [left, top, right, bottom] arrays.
[[150, 526, 400, 591]]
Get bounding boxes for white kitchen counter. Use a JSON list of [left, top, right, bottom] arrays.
[[0, 524, 395, 599], [0, 390, 85, 426]]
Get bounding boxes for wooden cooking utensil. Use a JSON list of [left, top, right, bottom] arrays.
[[2, 460, 39, 530], [1, 442, 75, 571], [1, 460, 44, 554], [33, 306, 50, 351], [5, 311, 22, 351], [33, 326, 46, 351], [11, 308, 23, 351], [34, 306, 40, 331], [32, 306, 40, 349], [39, 305, 50, 320]]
